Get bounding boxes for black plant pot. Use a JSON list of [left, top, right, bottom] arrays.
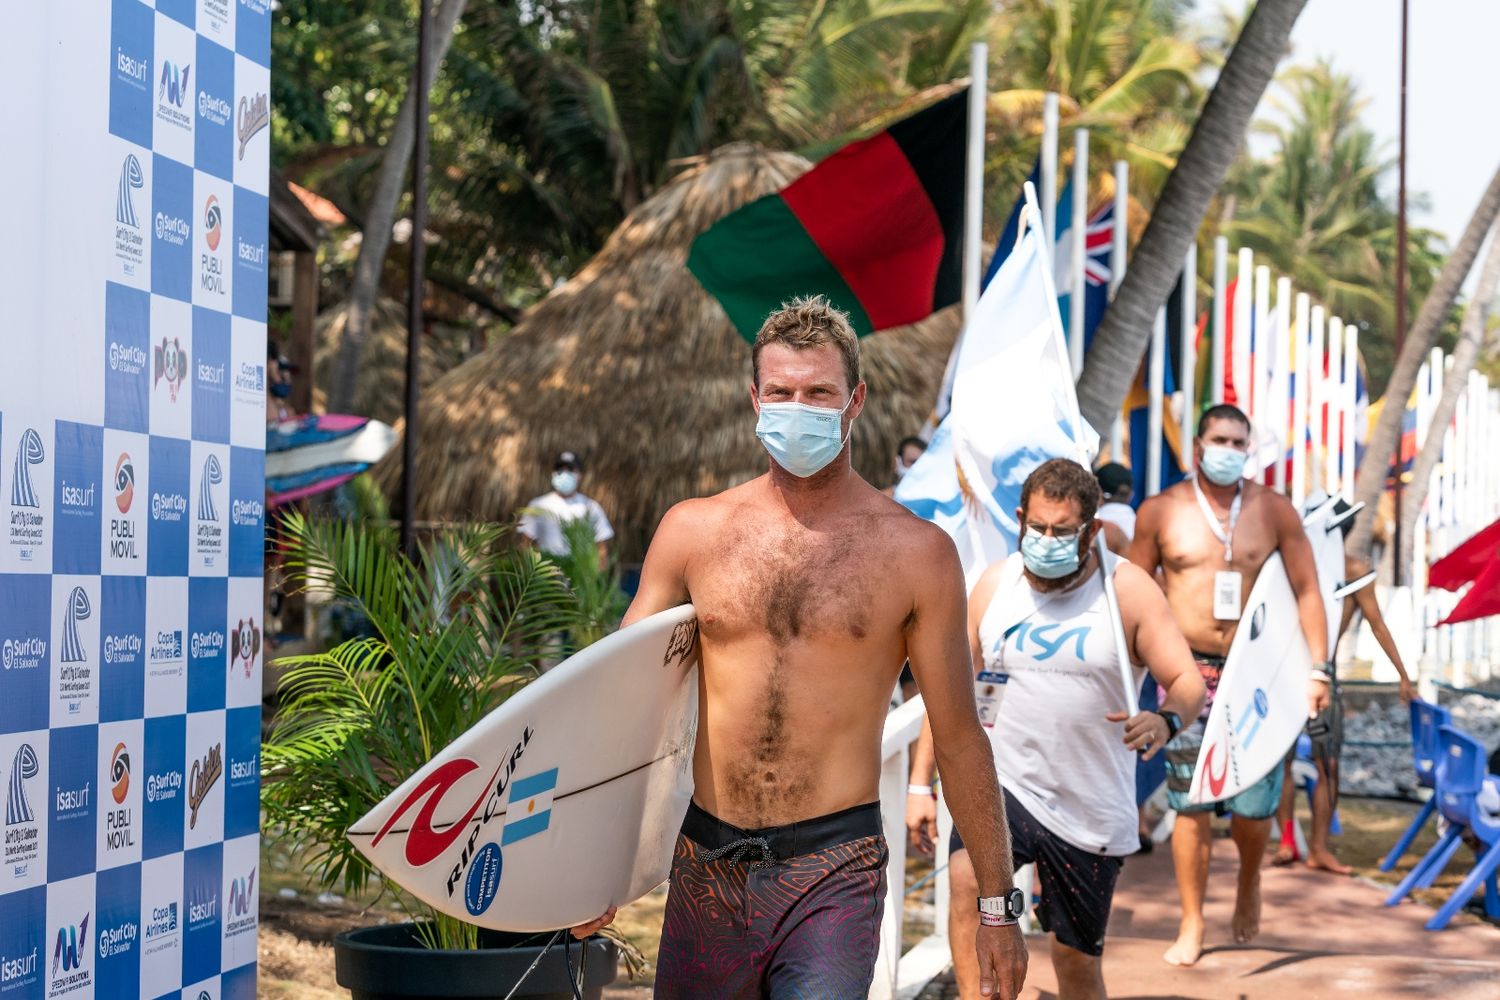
[[333, 923, 619, 1000]]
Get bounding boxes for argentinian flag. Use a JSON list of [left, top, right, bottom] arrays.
[[502, 768, 558, 846], [897, 208, 1097, 587]]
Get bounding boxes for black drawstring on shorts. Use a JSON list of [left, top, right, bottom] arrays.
[[700, 835, 777, 870]]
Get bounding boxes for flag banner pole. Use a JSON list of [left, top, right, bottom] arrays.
[[1253, 265, 1273, 444], [1069, 128, 1089, 376], [1291, 292, 1311, 506], [1326, 317, 1345, 496], [1212, 237, 1228, 406], [1110, 161, 1129, 459], [1266, 274, 1290, 491], [1148, 306, 1166, 495], [1041, 93, 1059, 254], [1233, 248, 1253, 411], [1342, 325, 1359, 498], [1023, 181, 1139, 717], [1308, 305, 1326, 498], [1180, 242, 1198, 458], [962, 42, 988, 323]]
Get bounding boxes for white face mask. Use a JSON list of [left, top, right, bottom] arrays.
[[755, 396, 854, 478], [552, 470, 579, 495]]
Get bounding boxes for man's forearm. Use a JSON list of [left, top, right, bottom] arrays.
[[1297, 592, 1329, 664], [1160, 672, 1205, 724], [910, 718, 937, 785], [935, 734, 1014, 896]]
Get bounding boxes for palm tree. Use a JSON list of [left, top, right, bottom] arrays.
[[1350, 161, 1500, 563], [1075, 0, 1309, 433]]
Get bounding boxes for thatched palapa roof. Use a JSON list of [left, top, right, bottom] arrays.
[[314, 297, 468, 426], [375, 143, 960, 561]]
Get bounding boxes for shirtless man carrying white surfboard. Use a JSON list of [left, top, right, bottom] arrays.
[[573, 296, 1028, 999], [1128, 403, 1330, 967]]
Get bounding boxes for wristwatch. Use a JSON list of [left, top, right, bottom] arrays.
[[977, 888, 1026, 926], [1156, 710, 1183, 742]]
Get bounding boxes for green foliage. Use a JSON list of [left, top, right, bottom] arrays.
[[260, 512, 582, 948], [552, 518, 631, 649], [1221, 61, 1451, 394]]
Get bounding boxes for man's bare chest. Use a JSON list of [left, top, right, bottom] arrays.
[[1160, 501, 1277, 577], [688, 521, 905, 647]]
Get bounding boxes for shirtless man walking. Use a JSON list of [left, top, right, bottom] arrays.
[[573, 297, 1027, 999], [1129, 404, 1329, 967]]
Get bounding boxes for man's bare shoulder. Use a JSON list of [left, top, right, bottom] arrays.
[[657, 478, 766, 532], [1136, 481, 1191, 522], [1241, 480, 1299, 522]]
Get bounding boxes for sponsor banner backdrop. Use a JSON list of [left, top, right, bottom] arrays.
[[1, 3, 266, 996]]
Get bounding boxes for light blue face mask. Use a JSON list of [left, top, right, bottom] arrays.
[[755, 397, 853, 478], [1199, 445, 1248, 486], [551, 470, 579, 495], [1020, 527, 1084, 580]]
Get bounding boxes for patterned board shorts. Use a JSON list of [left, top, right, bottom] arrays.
[[655, 801, 888, 1000], [1165, 717, 1285, 818]]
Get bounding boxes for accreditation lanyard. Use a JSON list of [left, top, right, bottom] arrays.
[[1191, 476, 1242, 563]]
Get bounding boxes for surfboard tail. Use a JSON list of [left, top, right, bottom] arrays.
[[1332, 570, 1378, 601]]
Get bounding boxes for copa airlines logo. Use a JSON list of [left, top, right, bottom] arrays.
[[154, 210, 190, 246], [116, 155, 143, 228], [234, 362, 264, 394], [109, 341, 147, 375], [103, 631, 141, 665], [1, 635, 45, 671], [202, 196, 222, 253], [109, 743, 130, 804], [10, 428, 44, 508], [146, 767, 182, 804], [6, 743, 38, 825], [50, 912, 88, 978], [197, 455, 223, 521], [199, 89, 231, 128], [232, 618, 260, 678], [190, 629, 224, 661], [148, 629, 184, 664], [231, 497, 263, 527], [142, 902, 177, 944], [97, 920, 136, 959], [236, 92, 269, 160], [114, 454, 135, 513], [115, 48, 148, 89], [153, 336, 188, 401], [59, 587, 92, 664]]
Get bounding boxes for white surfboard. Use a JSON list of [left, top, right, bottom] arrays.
[[1189, 538, 1322, 804], [347, 605, 700, 931]]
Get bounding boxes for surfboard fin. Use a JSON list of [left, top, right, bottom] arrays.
[[1331, 570, 1378, 600], [1324, 500, 1365, 534]]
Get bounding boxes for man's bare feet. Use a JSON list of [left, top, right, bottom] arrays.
[[1163, 921, 1205, 967], [1305, 848, 1352, 875], [1232, 877, 1261, 944], [1270, 842, 1298, 867]]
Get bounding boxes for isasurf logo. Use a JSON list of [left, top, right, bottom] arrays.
[[11, 428, 44, 508], [6, 743, 38, 825], [231, 618, 259, 679], [153, 337, 188, 402]]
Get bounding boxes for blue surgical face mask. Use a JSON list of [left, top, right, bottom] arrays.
[[755, 396, 853, 478], [270, 381, 292, 399], [1199, 445, 1248, 486], [1020, 527, 1083, 580], [552, 470, 579, 495]]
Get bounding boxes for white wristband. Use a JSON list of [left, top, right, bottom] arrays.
[[907, 783, 935, 797]]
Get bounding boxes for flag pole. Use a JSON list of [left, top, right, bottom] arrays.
[[1326, 316, 1345, 496], [1233, 249, 1252, 411], [1272, 276, 1291, 492], [1069, 128, 1089, 376], [1109, 160, 1129, 461], [1023, 180, 1139, 717], [1148, 306, 1166, 495], [1308, 305, 1326, 497], [1291, 292, 1311, 507], [962, 42, 988, 323], [1180, 242, 1198, 463], [1253, 265, 1272, 440], [1212, 237, 1227, 406], [1041, 94, 1059, 254], [1341, 325, 1359, 498]]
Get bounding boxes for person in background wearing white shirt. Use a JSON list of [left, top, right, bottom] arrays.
[[518, 451, 615, 566], [1094, 463, 1135, 555], [907, 459, 1204, 1000]]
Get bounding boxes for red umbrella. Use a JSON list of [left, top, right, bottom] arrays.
[[1431, 515, 1500, 625]]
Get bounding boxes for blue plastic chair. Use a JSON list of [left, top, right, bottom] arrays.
[[1422, 726, 1500, 930], [1378, 700, 1451, 871]]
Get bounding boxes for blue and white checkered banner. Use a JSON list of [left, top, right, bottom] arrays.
[[1, 2, 268, 998]]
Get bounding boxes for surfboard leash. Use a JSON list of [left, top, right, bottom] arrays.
[[500, 931, 565, 1000]]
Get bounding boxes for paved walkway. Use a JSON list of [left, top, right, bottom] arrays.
[[997, 839, 1500, 999]]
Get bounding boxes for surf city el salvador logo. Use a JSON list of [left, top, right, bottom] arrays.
[[197, 454, 223, 522], [60, 587, 92, 664], [6, 743, 39, 825], [154, 337, 187, 401], [116, 154, 143, 228], [11, 427, 44, 508]]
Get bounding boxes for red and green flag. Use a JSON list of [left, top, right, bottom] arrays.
[[688, 90, 968, 341]]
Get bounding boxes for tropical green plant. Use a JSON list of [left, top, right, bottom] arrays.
[[260, 512, 583, 949], [553, 518, 631, 649]]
